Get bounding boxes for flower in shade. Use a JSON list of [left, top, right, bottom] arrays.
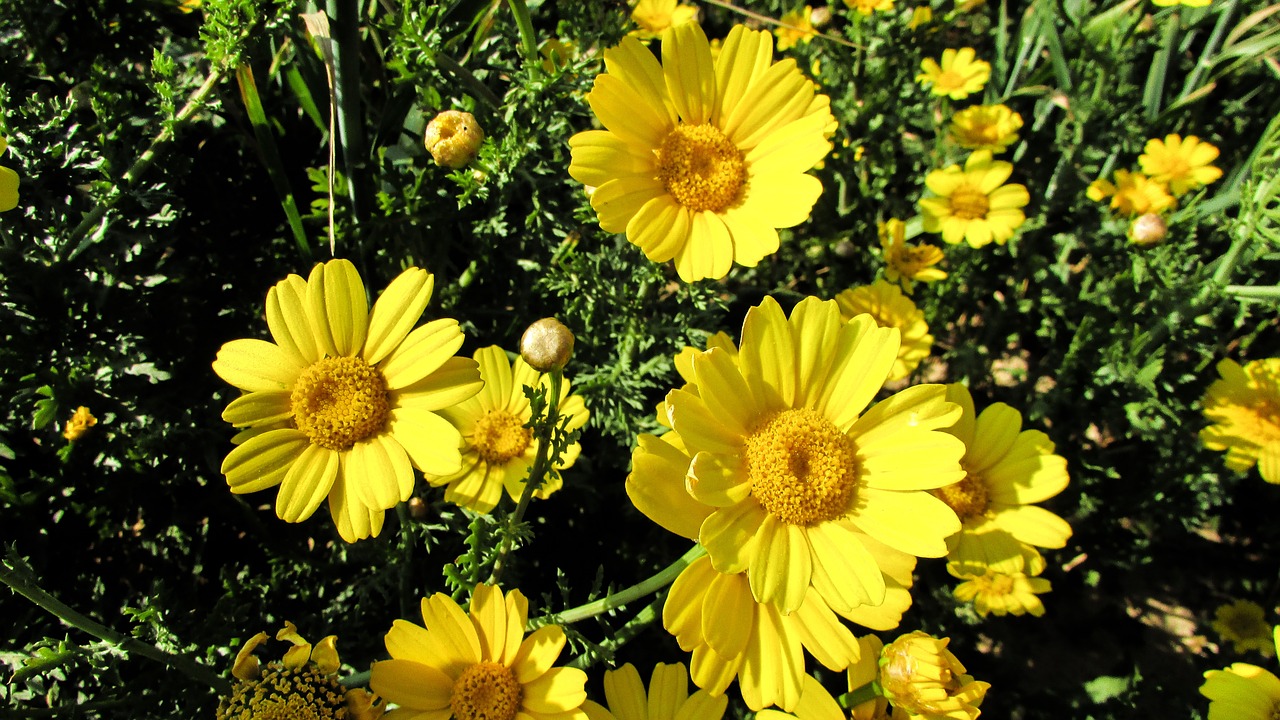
[[62, 406, 97, 442], [950, 566, 1051, 617], [935, 384, 1072, 575], [1201, 358, 1280, 484], [949, 104, 1023, 153], [212, 259, 483, 542], [834, 280, 934, 382], [844, 0, 895, 14], [0, 138, 18, 212], [1214, 600, 1277, 657], [583, 663, 727, 720], [775, 6, 818, 50], [879, 218, 947, 293], [880, 631, 989, 720], [1201, 629, 1280, 720], [426, 346, 589, 514], [1139, 133, 1222, 196], [568, 24, 836, 282], [908, 6, 933, 29], [371, 584, 588, 720], [916, 49, 990, 100], [1086, 170, 1175, 216], [652, 295, 963, 616], [630, 0, 699, 39], [919, 150, 1029, 247], [217, 622, 382, 720]]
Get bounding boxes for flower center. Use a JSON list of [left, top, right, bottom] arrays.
[[949, 186, 990, 220], [934, 472, 989, 522], [744, 408, 859, 526], [473, 410, 532, 465], [937, 70, 967, 91], [216, 666, 347, 720], [451, 662, 522, 720], [290, 357, 390, 451], [656, 123, 746, 213]]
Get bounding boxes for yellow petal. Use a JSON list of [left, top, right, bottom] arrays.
[[647, 663, 690, 720], [594, 176, 668, 235], [625, 433, 710, 540], [674, 210, 734, 282], [686, 450, 751, 508], [739, 295, 796, 409], [348, 434, 414, 512], [419, 593, 482, 676], [787, 596, 859, 672], [748, 516, 810, 613], [221, 428, 308, 497], [713, 26, 773, 127], [628, 195, 690, 263], [469, 583, 508, 662], [662, 22, 715, 125], [222, 391, 293, 429], [602, 664, 646, 720], [806, 521, 885, 612], [364, 268, 434, 366], [690, 348, 756, 435], [213, 339, 301, 392], [475, 345, 515, 412], [701, 569, 755, 660], [267, 274, 321, 366], [380, 319, 465, 390], [307, 259, 369, 358], [522, 667, 589, 713], [848, 487, 958, 557], [392, 356, 483, 412], [512, 625, 568, 684], [276, 444, 340, 522], [699, 500, 766, 574], [370, 658, 453, 709], [665, 388, 742, 455], [328, 460, 384, 542]]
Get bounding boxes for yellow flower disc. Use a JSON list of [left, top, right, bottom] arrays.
[[217, 665, 348, 720], [656, 124, 746, 213], [935, 473, 989, 521], [290, 356, 391, 451], [450, 661, 523, 720], [472, 410, 532, 465], [948, 186, 991, 220], [744, 408, 858, 526]]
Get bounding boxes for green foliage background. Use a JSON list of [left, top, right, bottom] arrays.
[[1, 0, 1279, 717]]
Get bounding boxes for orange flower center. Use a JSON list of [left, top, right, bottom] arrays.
[[451, 661, 522, 720], [290, 357, 390, 451], [656, 123, 746, 213], [949, 186, 990, 220], [934, 472, 989, 521], [744, 408, 859, 526], [473, 410, 532, 465]]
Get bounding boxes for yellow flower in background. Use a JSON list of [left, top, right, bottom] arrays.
[[371, 584, 588, 720], [1201, 358, 1280, 484], [916, 48, 990, 100], [1086, 169, 1175, 216], [775, 6, 818, 50], [0, 138, 19, 212], [845, 0, 895, 14], [908, 6, 933, 29], [949, 104, 1023, 153], [879, 218, 947, 293], [951, 566, 1051, 617], [1214, 600, 1277, 657], [583, 663, 728, 720], [1153, 0, 1211, 7], [568, 24, 836, 282], [880, 632, 989, 720], [62, 406, 97, 442], [1139, 133, 1222, 195], [1201, 630, 1280, 720], [935, 384, 1072, 575], [212, 259, 482, 542], [919, 150, 1029, 247], [834, 280, 934, 381], [426, 346, 589, 514], [540, 38, 578, 73], [629, 0, 698, 39]]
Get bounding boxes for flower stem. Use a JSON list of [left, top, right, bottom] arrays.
[[506, 0, 539, 66], [540, 544, 706, 626], [837, 681, 883, 710], [566, 596, 665, 670]]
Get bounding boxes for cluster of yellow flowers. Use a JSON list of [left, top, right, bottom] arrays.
[[1201, 626, 1280, 720], [1087, 133, 1222, 244]]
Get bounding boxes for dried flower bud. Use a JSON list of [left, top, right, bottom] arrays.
[[520, 318, 575, 372], [424, 110, 484, 169], [407, 496, 429, 520], [1128, 213, 1168, 246]]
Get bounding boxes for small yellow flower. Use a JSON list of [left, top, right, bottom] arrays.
[[424, 110, 484, 168], [880, 631, 989, 720], [834, 280, 934, 381], [1138, 133, 1222, 195], [1214, 600, 1277, 657], [1153, 0, 1211, 6], [949, 104, 1023, 153], [1201, 358, 1280, 483], [177, 0, 203, 12], [916, 48, 990, 100], [844, 0, 895, 14], [0, 138, 19, 212], [1201, 629, 1280, 720], [629, 0, 698, 39], [879, 218, 947, 293], [951, 567, 1051, 617], [775, 6, 818, 50], [1086, 170, 1175, 216], [583, 663, 728, 720], [540, 38, 577, 73], [919, 150, 1030, 247], [908, 6, 933, 30], [62, 406, 97, 442]]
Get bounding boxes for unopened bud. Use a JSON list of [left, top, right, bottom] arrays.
[[424, 110, 484, 169], [520, 318, 575, 372], [1128, 213, 1167, 246], [407, 496, 429, 520]]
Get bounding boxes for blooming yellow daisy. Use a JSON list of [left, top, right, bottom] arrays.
[[1201, 358, 1280, 484], [213, 259, 482, 542], [935, 384, 1072, 575], [1139, 133, 1222, 196], [568, 24, 836, 282], [916, 48, 990, 100], [844, 0, 895, 15], [62, 406, 97, 442], [834, 280, 934, 382], [426, 346, 589, 514], [948, 104, 1023, 153], [879, 218, 947, 293], [371, 584, 588, 720], [1214, 600, 1277, 657], [655, 295, 964, 615], [775, 6, 818, 51], [1202, 629, 1280, 720], [630, 0, 698, 39], [1086, 169, 1176, 216], [950, 566, 1051, 617], [583, 663, 727, 720], [880, 631, 989, 720], [919, 150, 1029, 247], [0, 138, 18, 212]]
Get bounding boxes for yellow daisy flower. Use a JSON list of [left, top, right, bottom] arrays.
[[0, 138, 19, 212], [948, 104, 1023, 153], [834, 280, 934, 382], [775, 6, 818, 51], [1086, 170, 1175, 216], [916, 48, 990, 100], [908, 6, 933, 30], [1202, 630, 1280, 720], [919, 150, 1030, 247], [753, 637, 890, 720], [630, 0, 699, 39], [880, 631, 989, 720], [568, 24, 836, 282], [62, 406, 97, 442], [583, 663, 728, 720], [426, 346, 589, 514], [879, 218, 947, 293], [213, 259, 483, 543], [935, 384, 1072, 575], [844, 0, 895, 15], [1214, 600, 1277, 657], [1139, 133, 1223, 196], [1201, 358, 1280, 484], [655, 295, 964, 614], [371, 584, 588, 720], [950, 566, 1051, 617]]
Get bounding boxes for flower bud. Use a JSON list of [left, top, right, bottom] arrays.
[[407, 496, 429, 520], [1128, 213, 1167, 246], [424, 110, 484, 169], [880, 631, 989, 719], [520, 318, 575, 372]]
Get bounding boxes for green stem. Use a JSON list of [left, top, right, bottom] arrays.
[[544, 544, 706, 626], [567, 596, 665, 670], [1179, 0, 1237, 102], [1212, 232, 1250, 285], [327, 0, 367, 228], [506, 0, 539, 66], [1223, 284, 1280, 300], [837, 681, 883, 710]]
